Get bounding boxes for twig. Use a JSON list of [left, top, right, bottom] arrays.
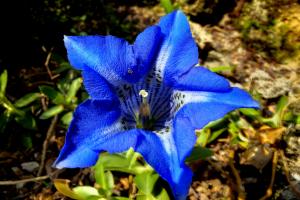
[[0, 175, 49, 185], [37, 115, 58, 176], [259, 150, 278, 200], [0, 170, 62, 186], [44, 48, 60, 80], [229, 158, 246, 200], [279, 150, 300, 198]]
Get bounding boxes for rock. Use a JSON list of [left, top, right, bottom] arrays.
[[21, 161, 39, 173]]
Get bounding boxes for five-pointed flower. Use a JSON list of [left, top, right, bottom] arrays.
[[54, 10, 259, 200]]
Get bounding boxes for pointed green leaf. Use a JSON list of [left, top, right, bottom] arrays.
[[96, 153, 151, 175], [61, 111, 73, 125], [39, 85, 64, 104], [135, 172, 159, 195], [14, 93, 41, 108], [160, 0, 174, 13], [0, 70, 8, 94], [40, 105, 64, 119], [66, 77, 82, 104], [54, 179, 103, 200], [207, 128, 226, 144], [155, 188, 170, 200]]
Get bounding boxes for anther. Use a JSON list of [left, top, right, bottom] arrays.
[[139, 89, 149, 104]]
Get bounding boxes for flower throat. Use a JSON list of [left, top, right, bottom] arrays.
[[136, 89, 155, 130]]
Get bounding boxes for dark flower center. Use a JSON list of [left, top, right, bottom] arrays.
[[116, 70, 174, 132]]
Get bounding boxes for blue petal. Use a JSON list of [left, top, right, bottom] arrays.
[[82, 67, 117, 100], [174, 88, 260, 129], [133, 25, 163, 77], [173, 117, 197, 164], [64, 35, 139, 85], [54, 99, 192, 200], [53, 99, 125, 168], [155, 10, 198, 85], [172, 66, 231, 92]]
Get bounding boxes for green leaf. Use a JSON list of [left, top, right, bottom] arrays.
[[61, 111, 73, 125], [73, 186, 102, 199], [40, 105, 64, 119], [207, 128, 226, 144], [66, 78, 82, 104], [0, 111, 11, 133], [160, 0, 174, 13], [15, 113, 37, 130], [96, 153, 151, 175], [94, 162, 114, 197], [186, 146, 213, 162], [111, 197, 131, 200], [21, 135, 33, 149], [135, 172, 159, 195], [54, 179, 103, 200], [53, 62, 72, 74], [239, 108, 261, 118], [0, 70, 8, 95], [196, 129, 210, 147], [208, 65, 233, 73], [14, 93, 41, 108], [155, 188, 170, 200], [39, 85, 64, 104]]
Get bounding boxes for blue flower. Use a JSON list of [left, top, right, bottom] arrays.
[[54, 10, 259, 200]]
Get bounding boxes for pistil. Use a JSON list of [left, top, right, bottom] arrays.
[[137, 89, 154, 130]]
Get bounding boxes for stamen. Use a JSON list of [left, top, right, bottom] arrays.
[[139, 89, 148, 104], [139, 89, 150, 117], [137, 89, 153, 130]]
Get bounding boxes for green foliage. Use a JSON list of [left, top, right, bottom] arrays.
[[0, 70, 7, 95], [14, 93, 41, 108], [160, 0, 175, 13]]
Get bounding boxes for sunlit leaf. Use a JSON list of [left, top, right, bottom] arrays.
[[14, 93, 41, 108], [61, 111, 73, 125], [96, 153, 151, 175], [135, 172, 159, 195], [155, 188, 170, 200], [54, 179, 103, 200], [207, 128, 226, 144], [66, 77, 82, 104], [239, 108, 261, 118], [160, 0, 174, 13], [94, 162, 114, 197], [40, 105, 64, 119], [196, 129, 210, 147]]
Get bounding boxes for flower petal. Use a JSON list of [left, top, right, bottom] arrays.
[[133, 25, 163, 77], [82, 67, 117, 100], [53, 99, 125, 168], [54, 102, 192, 200], [174, 88, 260, 129], [64, 35, 138, 85], [155, 10, 198, 85], [131, 129, 193, 200], [172, 66, 231, 92], [172, 116, 197, 164]]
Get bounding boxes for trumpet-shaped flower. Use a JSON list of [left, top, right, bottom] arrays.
[[54, 10, 259, 200]]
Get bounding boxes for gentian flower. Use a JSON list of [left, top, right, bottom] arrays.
[[54, 10, 259, 200]]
